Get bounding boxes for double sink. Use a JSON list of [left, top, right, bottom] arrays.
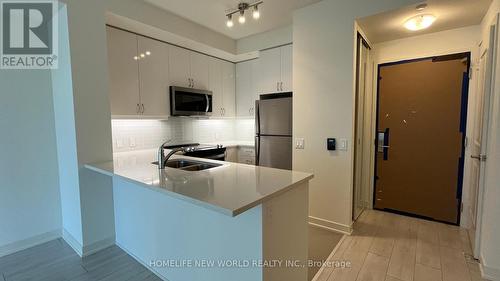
[[153, 159, 222, 171]]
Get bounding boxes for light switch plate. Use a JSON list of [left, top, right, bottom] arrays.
[[295, 138, 305, 149], [338, 139, 348, 151]]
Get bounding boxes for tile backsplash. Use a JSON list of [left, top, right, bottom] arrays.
[[111, 117, 254, 152]]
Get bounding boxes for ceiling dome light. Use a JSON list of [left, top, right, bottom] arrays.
[[226, 14, 233, 27], [252, 5, 260, 19], [404, 14, 436, 31], [239, 10, 246, 24]]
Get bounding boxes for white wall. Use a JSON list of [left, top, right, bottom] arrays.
[[371, 25, 481, 229], [292, 0, 420, 233], [478, 1, 500, 279], [237, 25, 293, 54], [0, 68, 61, 254]]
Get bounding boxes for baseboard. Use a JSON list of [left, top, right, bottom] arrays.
[[62, 229, 83, 257], [480, 255, 500, 281], [62, 229, 115, 258], [0, 229, 62, 258], [115, 242, 169, 281], [311, 235, 347, 281], [309, 216, 353, 235], [82, 236, 115, 257]]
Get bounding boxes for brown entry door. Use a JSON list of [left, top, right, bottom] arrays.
[[375, 56, 468, 224]]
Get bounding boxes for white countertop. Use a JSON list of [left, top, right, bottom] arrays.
[[85, 149, 313, 217]]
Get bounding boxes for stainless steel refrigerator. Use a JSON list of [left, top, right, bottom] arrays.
[[255, 93, 292, 170]]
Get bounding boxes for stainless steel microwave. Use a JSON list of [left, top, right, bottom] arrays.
[[170, 86, 213, 116]]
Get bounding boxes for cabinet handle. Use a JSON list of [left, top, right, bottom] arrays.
[[191, 79, 195, 88], [280, 82, 283, 91], [141, 104, 145, 114], [277, 82, 279, 91], [223, 108, 225, 116], [136, 103, 140, 114]]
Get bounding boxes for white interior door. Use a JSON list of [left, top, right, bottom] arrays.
[[470, 15, 498, 258]]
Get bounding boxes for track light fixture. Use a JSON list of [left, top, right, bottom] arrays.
[[225, 1, 263, 28]]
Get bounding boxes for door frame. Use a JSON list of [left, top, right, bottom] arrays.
[[373, 52, 472, 225]]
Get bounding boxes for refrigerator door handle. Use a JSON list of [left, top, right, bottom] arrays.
[[255, 136, 260, 166], [255, 100, 260, 135]]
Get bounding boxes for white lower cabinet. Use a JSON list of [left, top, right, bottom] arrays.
[[238, 147, 255, 165]]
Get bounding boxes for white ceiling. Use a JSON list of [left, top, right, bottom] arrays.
[[357, 0, 492, 44], [144, 0, 322, 39]]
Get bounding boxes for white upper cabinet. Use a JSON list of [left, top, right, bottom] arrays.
[[137, 36, 170, 117], [106, 27, 140, 116], [209, 57, 224, 117], [222, 61, 236, 117], [236, 59, 258, 117], [190, 52, 209, 90], [169, 45, 191, 88], [258, 47, 281, 94], [280, 44, 293, 92], [257, 45, 293, 94]]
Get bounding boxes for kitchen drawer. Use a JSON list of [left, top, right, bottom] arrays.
[[238, 156, 255, 165], [238, 147, 255, 158]]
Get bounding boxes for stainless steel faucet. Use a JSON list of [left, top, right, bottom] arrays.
[[157, 140, 199, 169]]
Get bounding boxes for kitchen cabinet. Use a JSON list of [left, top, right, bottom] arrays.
[[236, 59, 259, 117], [209, 58, 235, 117], [137, 36, 170, 117], [209, 58, 224, 117], [225, 147, 238, 162], [257, 45, 293, 94], [238, 147, 255, 165], [222, 61, 236, 117], [190, 52, 209, 90], [169, 45, 191, 88], [106, 27, 140, 116], [169, 45, 209, 90]]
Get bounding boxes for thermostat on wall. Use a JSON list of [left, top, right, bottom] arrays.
[[327, 138, 336, 151]]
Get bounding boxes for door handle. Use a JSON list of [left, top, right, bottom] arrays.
[[377, 128, 390, 160], [471, 155, 487, 161]]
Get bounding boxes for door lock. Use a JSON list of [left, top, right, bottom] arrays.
[[471, 154, 487, 162]]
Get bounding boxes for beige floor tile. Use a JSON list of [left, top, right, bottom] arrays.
[[356, 253, 389, 281], [416, 240, 441, 269], [414, 263, 442, 281], [438, 225, 463, 250], [417, 220, 440, 245], [386, 276, 404, 281], [387, 234, 417, 281], [315, 236, 354, 281], [440, 246, 471, 281], [309, 226, 344, 280]]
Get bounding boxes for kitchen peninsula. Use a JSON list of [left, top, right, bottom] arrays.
[[85, 149, 313, 281]]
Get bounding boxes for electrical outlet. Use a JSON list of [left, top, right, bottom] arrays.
[[295, 138, 305, 149]]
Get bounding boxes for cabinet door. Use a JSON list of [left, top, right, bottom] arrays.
[[190, 52, 209, 90], [209, 57, 223, 117], [137, 36, 170, 117], [222, 61, 236, 117], [106, 26, 140, 116], [169, 45, 191, 88], [236, 60, 254, 117], [258, 47, 281, 94], [280, 45, 293, 92]]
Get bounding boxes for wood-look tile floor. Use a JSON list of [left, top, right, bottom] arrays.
[[314, 210, 488, 281], [0, 239, 161, 281]]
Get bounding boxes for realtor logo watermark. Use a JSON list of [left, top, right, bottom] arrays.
[[1, 0, 58, 69]]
